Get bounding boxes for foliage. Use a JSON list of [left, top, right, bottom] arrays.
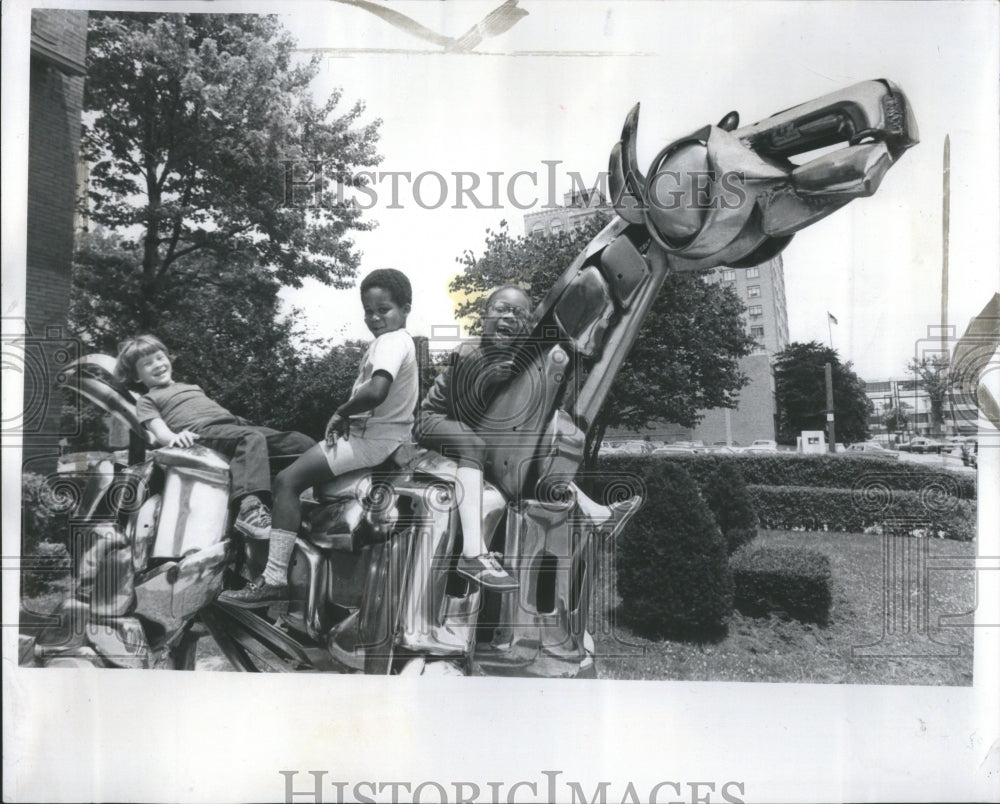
[[773, 341, 872, 446], [70, 233, 311, 427], [615, 462, 733, 640], [70, 12, 382, 430], [451, 218, 754, 464], [21, 473, 71, 553], [701, 463, 758, 554], [598, 452, 977, 501], [21, 473, 73, 596], [83, 12, 381, 322], [60, 393, 112, 453], [730, 544, 832, 625], [273, 339, 368, 439], [908, 354, 950, 435], [881, 400, 911, 436], [747, 485, 976, 541]]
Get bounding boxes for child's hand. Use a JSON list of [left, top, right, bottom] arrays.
[[169, 430, 200, 448], [325, 413, 350, 445]]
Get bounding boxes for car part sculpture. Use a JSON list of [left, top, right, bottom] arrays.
[[21, 79, 916, 675]]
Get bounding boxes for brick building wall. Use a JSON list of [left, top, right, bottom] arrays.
[[22, 10, 88, 474]]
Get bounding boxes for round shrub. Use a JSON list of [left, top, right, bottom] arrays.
[[702, 463, 758, 554], [616, 461, 733, 640]]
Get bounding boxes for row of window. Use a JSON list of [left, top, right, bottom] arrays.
[[530, 216, 591, 235], [722, 266, 760, 281]]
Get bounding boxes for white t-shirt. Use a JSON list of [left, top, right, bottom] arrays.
[[350, 328, 418, 439]]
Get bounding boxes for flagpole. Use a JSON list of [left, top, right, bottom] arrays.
[[828, 315, 833, 349]]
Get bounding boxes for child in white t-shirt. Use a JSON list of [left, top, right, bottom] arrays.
[[219, 269, 418, 607]]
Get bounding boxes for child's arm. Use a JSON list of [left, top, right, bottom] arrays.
[[145, 417, 201, 448], [326, 372, 393, 444]]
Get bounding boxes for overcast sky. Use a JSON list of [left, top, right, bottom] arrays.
[[273, 0, 999, 381]]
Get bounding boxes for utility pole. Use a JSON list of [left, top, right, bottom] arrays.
[[825, 362, 836, 452], [942, 135, 956, 437]]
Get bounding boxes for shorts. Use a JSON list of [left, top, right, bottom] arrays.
[[320, 433, 407, 476]]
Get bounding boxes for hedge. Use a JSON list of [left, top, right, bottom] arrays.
[[701, 463, 758, 555], [747, 485, 976, 541], [599, 453, 976, 501], [730, 544, 833, 625], [616, 461, 733, 640]]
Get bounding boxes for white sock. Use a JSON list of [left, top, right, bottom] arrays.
[[263, 527, 296, 586], [456, 464, 485, 558]]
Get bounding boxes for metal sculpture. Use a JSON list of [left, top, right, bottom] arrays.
[[21, 79, 916, 675]]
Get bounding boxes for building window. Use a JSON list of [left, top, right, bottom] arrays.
[[746, 267, 760, 279], [722, 269, 736, 282], [748, 304, 763, 317], [750, 325, 764, 339], [550, 220, 563, 234], [747, 285, 761, 298], [531, 222, 544, 235]]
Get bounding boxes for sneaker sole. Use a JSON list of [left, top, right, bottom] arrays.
[[216, 591, 289, 609]]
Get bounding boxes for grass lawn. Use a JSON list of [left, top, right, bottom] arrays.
[[594, 529, 976, 685], [21, 529, 976, 683]]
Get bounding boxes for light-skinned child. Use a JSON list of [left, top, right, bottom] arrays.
[[116, 335, 316, 539]]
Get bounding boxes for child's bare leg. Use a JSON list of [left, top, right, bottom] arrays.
[[219, 444, 332, 606], [264, 445, 334, 585], [452, 458, 517, 592], [455, 462, 486, 558]]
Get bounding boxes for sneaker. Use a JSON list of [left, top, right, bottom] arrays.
[[235, 503, 271, 540], [217, 576, 288, 608], [455, 553, 518, 593]]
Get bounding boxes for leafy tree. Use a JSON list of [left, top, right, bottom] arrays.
[[773, 341, 872, 445], [276, 340, 368, 440], [881, 400, 910, 437], [451, 218, 754, 464], [69, 230, 307, 427], [908, 355, 950, 436], [82, 12, 381, 333]]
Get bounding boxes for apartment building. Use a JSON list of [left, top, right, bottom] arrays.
[[524, 188, 789, 446]]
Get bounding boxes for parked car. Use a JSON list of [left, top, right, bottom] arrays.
[[845, 441, 899, 459], [706, 446, 741, 455], [650, 445, 698, 456], [745, 439, 778, 453], [602, 440, 654, 455], [897, 437, 944, 454]]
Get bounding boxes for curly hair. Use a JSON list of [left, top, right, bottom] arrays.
[[115, 334, 169, 383], [360, 268, 412, 308]]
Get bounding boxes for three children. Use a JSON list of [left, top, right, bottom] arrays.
[[123, 270, 629, 606]]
